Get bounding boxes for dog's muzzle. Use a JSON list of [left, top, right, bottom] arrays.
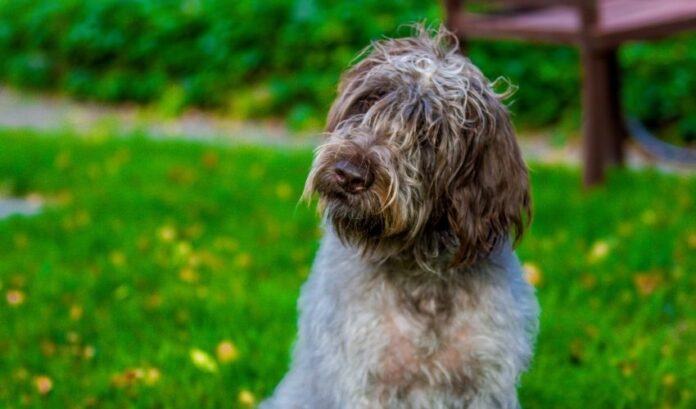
[[333, 159, 374, 195]]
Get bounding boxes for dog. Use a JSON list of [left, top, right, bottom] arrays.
[[261, 26, 539, 409]]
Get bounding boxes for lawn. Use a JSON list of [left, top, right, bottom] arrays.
[[0, 130, 695, 409]]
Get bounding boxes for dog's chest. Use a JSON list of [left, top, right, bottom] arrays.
[[377, 308, 474, 389], [348, 281, 490, 404]]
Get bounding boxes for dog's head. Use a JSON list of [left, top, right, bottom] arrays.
[[304, 26, 530, 269]]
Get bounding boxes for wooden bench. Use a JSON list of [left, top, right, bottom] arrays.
[[443, 0, 696, 185]]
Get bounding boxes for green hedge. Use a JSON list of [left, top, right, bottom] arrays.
[[0, 0, 695, 139]]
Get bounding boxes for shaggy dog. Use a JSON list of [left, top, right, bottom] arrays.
[[261, 26, 539, 409]]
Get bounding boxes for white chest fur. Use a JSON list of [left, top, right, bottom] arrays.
[[262, 232, 539, 409]]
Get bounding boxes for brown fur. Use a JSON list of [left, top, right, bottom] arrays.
[[304, 25, 531, 273]]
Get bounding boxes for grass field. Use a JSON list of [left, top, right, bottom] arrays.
[[1, 130, 695, 409]]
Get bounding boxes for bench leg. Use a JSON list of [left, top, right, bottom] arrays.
[[605, 48, 628, 165], [581, 47, 626, 186]]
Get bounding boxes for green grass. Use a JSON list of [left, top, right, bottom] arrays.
[[0, 130, 695, 408]]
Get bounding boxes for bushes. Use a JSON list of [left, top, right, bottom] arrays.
[[0, 0, 695, 137], [0, 0, 439, 125]]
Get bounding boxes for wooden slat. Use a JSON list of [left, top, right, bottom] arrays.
[[596, 0, 696, 47], [454, 6, 580, 44], [452, 0, 696, 48]]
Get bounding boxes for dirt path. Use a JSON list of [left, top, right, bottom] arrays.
[[0, 86, 318, 147]]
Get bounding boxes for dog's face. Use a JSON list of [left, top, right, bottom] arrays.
[[304, 27, 530, 268]]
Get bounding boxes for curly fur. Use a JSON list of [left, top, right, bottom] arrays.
[[261, 25, 539, 409]]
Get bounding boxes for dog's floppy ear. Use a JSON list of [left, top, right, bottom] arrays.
[[447, 94, 531, 267]]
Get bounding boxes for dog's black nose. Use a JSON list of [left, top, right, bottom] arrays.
[[334, 159, 373, 194]]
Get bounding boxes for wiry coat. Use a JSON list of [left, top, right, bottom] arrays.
[[261, 26, 539, 409]]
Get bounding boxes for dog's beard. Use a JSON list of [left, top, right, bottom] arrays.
[[315, 181, 387, 245], [307, 163, 464, 273], [325, 200, 385, 242]]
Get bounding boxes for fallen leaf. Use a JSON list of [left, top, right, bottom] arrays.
[[202, 152, 219, 169], [190, 348, 218, 373], [523, 263, 542, 287], [641, 209, 657, 225], [234, 253, 252, 269], [588, 240, 610, 263], [687, 232, 696, 249], [580, 273, 597, 289], [239, 389, 255, 407], [634, 273, 662, 296], [158, 225, 177, 242], [217, 340, 239, 363], [275, 182, 293, 200], [143, 368, 161, 386], [33, 375, 53, 395], [70, 305, 83, 321], [176, 241, 192, 257], [109, 251, 126, 267], [83, 346, 96, 360], [179, 268, 199, 283], [6, 290, 26, 306], [662, 373, 676, 387], [111, 368, 142, 388]]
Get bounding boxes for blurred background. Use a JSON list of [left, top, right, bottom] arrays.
[[0, 1, 694, 408]]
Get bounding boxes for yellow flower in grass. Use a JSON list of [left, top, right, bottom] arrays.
[[190, 348, 218, 373]]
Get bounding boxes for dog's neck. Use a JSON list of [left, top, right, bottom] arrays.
[[331, 221, 509, 279], [324, 220, 511, 278], [356, 227, 508, 277], [367, 237, 511, 329]]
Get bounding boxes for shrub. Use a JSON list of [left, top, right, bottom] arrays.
[[0, 0, 694, 138]]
